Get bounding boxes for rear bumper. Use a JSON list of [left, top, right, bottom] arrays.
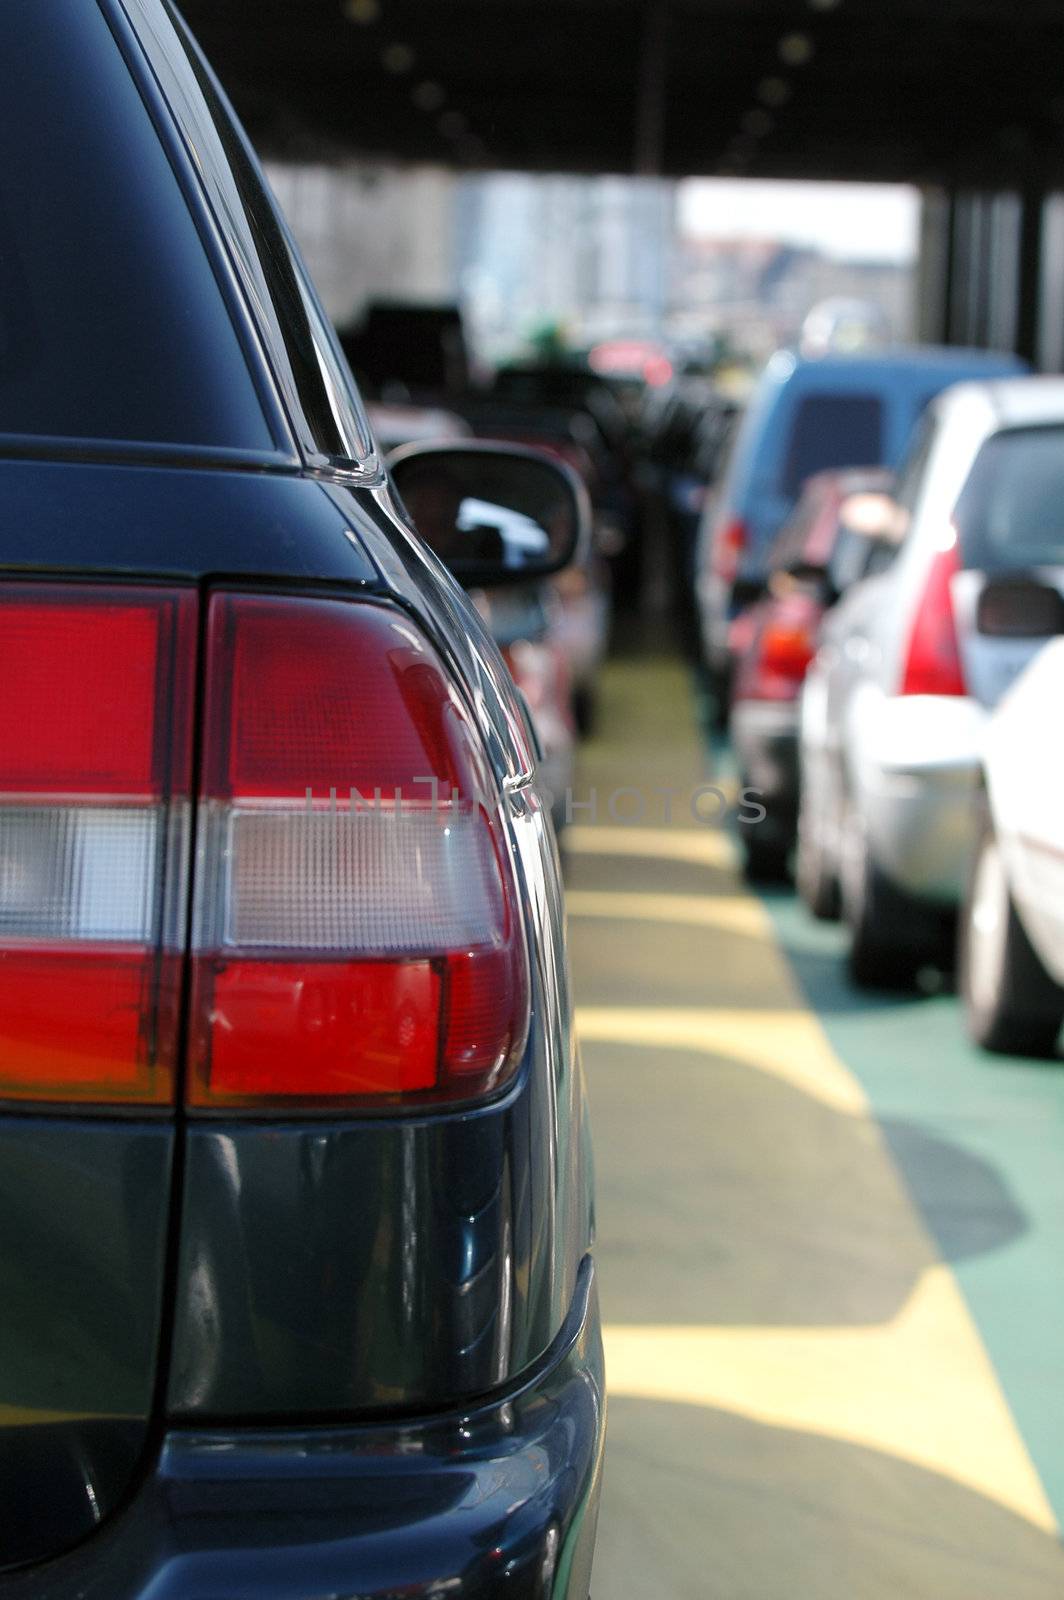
[[732, 700, 799, 841], [863, 765, 980, 903], [732, 700, 799, 799], [4, 1260, 604, 1600], [852, 695, 986, 904]]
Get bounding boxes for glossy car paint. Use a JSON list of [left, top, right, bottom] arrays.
[[0, 0, 601, 1590]]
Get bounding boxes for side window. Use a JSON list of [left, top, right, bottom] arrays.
[[862, 538, 901, 579], [0, 0, 273, 452], [768, 488, 818, 570], [781, 394, 883, 499], [151, 0, 374, 468]]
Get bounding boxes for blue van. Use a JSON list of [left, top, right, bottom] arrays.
[[695, 346, 1027, 701]]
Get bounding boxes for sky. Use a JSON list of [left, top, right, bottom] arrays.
[[678, 180, 920, 265]]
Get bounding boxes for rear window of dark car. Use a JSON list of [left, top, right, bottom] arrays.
[[0, 0, 272, 451], [780, 394, 884, 498], [955, 425, 1064, 569]]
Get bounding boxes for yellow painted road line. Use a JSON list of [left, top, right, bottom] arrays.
[[567, 889, 766, 941], [603, 1261, 1057, 1533], [564, 825, 737, 871], [577, 1004, 867, 1116], [575, 884, 1058, 1535]]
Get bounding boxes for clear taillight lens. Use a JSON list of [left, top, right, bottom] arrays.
[[188, 594, 529, 1109], [0, 586, 195, 1104]]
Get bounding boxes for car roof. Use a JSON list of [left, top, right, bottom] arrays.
[[763, 345, 1025, 386], [931, 375, 1064, 433]]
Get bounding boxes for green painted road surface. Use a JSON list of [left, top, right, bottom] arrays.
[[567, 651, 1064, 1599]]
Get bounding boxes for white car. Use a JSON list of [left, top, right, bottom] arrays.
[[959, 639, 1064, 1056], [798, 377, 1064, 985]]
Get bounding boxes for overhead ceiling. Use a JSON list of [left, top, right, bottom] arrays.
[[179, 0, 1064, 186]]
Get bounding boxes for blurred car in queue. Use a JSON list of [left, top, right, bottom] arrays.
[[373, 401, 588, 796], [642, 378, 744, 660], [798, 377, 1064, 987], [730, 468, 897, 882], [486, 361, 643, 601], [473, 584, 577, 833], [389, 439, 586, 833], [959, 638, 1064, 1057], [461, 400, 613, 734], [340, 299, 473, 402], [697, 347, 1027, 718]]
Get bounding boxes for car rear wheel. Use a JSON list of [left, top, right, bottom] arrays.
[[840, 798, 943, 989], [572, 683, 597, 739], [742, 829, 790, 884], [959, 815, 1064, 1057]]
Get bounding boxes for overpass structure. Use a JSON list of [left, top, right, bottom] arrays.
[[182, 0, 1064, 366]]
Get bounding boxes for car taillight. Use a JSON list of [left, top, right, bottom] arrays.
[[742, 615, 817, 701], [188, 594, 529, 1110], [900, 534, 967, 697], [761, 620, 816, 681], [0, 585, 195, 1104], [712, 516, 747, 582]]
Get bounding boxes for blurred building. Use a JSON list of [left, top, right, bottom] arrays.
[[454, 174, 677, 360], [265, 162, 459, 324], [265, 159, 916, 372], [671, 236, 913, 363]]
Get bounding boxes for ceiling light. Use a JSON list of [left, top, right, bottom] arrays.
[[412, 80, 445, 112], [342, 0, 380, 23], [382, 42, 415, 73], [778, 32, 814, 66], [757, 76, 790, 107], [741, 108, 774, 138], [808, 0, 841, 10]]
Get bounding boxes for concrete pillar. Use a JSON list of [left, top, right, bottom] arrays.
[[915, 188, 956, 345], [1016, 185, 1046, 367]]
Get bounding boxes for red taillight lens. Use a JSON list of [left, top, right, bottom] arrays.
[[712, 516, 747, 582], [736, 600, 818, 703], [0, 586, 195, 1104], [900, 537, 967, 697], [189, 595, 529, 1110], [758, 620, 816, 686]]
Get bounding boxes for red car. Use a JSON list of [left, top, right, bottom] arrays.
[[730, 467, 897, 880]]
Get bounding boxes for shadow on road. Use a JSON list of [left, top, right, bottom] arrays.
[[595, 1396, 1064, 1600]]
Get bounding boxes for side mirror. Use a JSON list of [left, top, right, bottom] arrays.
[[388, 441, 590, 587]]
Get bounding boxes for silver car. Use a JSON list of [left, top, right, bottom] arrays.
[[959, 637, 1064, 1057], [797, 377, 1064, 985]]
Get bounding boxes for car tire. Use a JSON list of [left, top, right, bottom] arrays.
[[959, 812, 1064, 1057], [742, 830, 790, 884], [796, 774, 840, 921], [572, 684, 597, 739], [839, 798, 939, 990]]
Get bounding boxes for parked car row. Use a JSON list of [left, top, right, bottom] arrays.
[[697, 344, 1026, 715], [719, 362, 1064, 1060]]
